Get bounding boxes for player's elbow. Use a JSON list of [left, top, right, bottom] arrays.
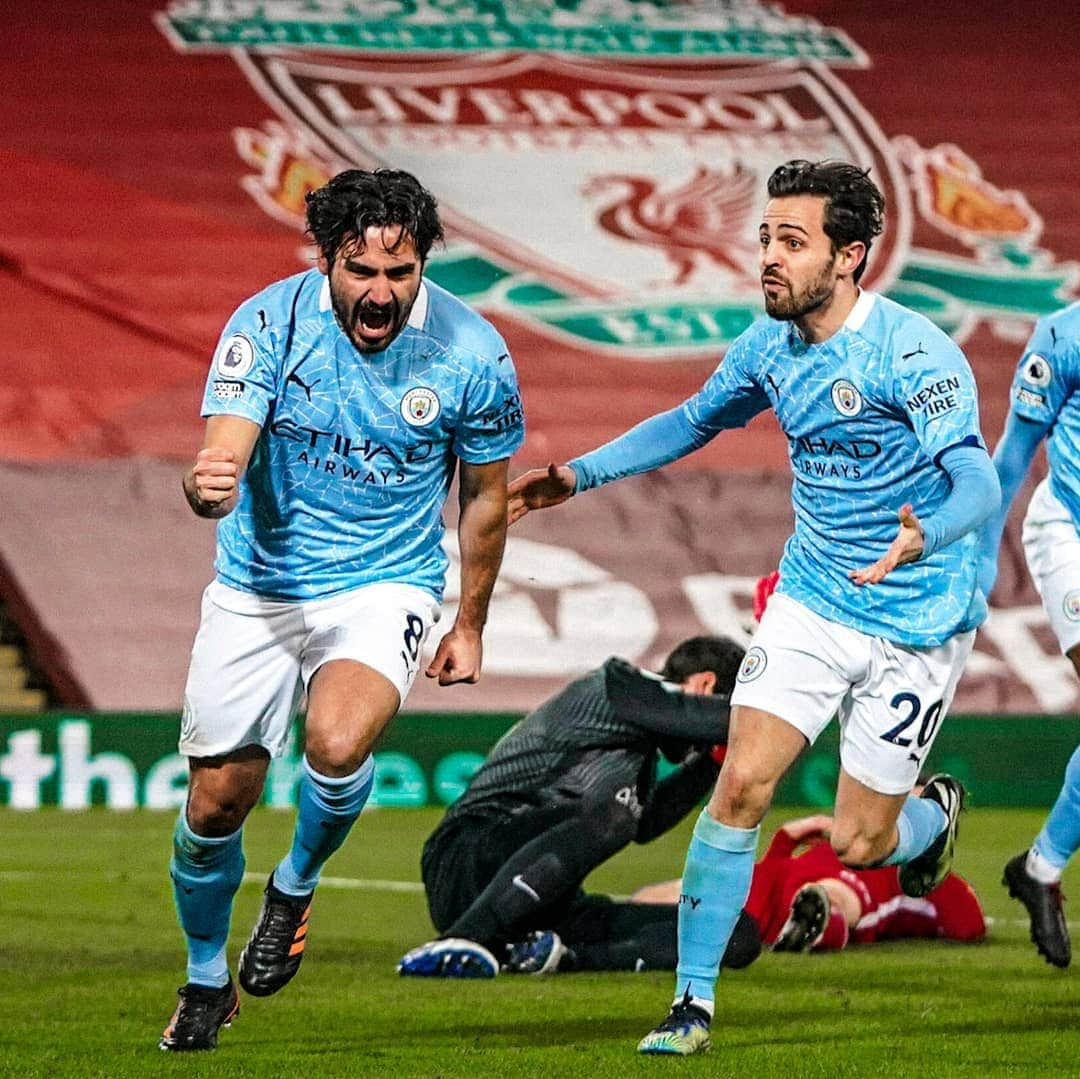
[[966, 454, 1002, 530], [985, 470, 1002, 520], [972, 465, 1001, 528]]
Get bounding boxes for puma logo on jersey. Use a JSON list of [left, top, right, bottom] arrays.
[[287, 371, 322, 402]]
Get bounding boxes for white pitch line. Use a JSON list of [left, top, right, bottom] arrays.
[[3, 871, 1078, 930], [241, 871, 424, 893]]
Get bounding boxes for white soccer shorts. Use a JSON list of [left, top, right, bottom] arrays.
[[179, 579, 440, 758], [730, 592, 975, 795], [1022, 477, 1080, 655]]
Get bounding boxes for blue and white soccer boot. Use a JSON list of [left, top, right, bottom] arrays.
[[503, 930, 569, 974], [396, 938, 499, 978], [637, 993, 712, 1056]]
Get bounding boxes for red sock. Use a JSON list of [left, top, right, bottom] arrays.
[[815, 908, 850, 951]]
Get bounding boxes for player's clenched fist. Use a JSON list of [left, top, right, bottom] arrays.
[[184, 448, 240, 518]]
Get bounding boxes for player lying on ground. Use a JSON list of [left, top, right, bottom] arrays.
[[978, 300, 1080, 969], [397, 636, 761, 978], [633, 813, 986, 954]]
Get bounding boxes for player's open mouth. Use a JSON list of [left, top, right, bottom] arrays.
[[357, 305, 394, 340]]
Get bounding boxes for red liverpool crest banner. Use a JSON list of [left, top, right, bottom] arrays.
[[1, 1, 1078, 714]]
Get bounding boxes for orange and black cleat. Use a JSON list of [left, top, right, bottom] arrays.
[[159, 979, 239, 1051], [238, 875, 314, 997]]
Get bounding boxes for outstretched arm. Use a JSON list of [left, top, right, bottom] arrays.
[[426, 458, 509, 686], [507, 406, 711, 524], [850, 445, 1000, 586], [976, 410, 1050, 595]]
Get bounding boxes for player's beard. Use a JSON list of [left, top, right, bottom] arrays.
[[330, 288, 413, 355], [762, 255, 837, 321]]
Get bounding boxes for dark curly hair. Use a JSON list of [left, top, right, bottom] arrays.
[[305, 168, 444, 266], [767, 159, 885, 283], [658, 636, 745, 695]]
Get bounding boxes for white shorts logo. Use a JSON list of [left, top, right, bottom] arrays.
[[1023, 354, 1052, 388], [401, 387, 441, 427], [1062, 590, 1080, 622], [831, 379, 863, 417], [216, 333, 255, 378], [737, 646, 768, 683]]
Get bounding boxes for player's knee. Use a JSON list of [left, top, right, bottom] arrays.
[[584, 790, 639, 853], [186, 793, 255, 836], [711, 762, 773, 826], [304, 730, 367, 776]]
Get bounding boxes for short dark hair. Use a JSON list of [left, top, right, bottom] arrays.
[[305, 168, 444, 266], [658, 636, 745, 695], [766, 159, 885, 283]]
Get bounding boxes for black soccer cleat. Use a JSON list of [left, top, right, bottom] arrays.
[[159, 980, 239, 1052], [238, 875, 314, 997], [1003, 851, 1071, 968], [898, 774, 965, 898], [772, 883, 830, 952]]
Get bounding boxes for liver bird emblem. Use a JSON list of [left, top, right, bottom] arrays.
[[583, 165, 758, 286]]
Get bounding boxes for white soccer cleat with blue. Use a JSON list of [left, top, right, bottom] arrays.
[[503, 930, 568, 974], [637, 997, 712, 1056], [396, 938, 499, 979]]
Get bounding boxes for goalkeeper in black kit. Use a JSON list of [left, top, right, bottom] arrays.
[[397, 636, 761, 978]]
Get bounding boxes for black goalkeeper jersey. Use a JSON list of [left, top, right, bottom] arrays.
[[439, 657, 732, 841]]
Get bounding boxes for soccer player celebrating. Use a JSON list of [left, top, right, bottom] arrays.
[[160, 169, 524, 1051], [978, 301, 1080, 969], [509, 159, 999, 1055]]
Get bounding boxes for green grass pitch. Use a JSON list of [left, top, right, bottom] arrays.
[[2, 806, 1079, 1077]]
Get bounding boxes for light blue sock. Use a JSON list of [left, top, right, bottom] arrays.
[[170, 811, 245, 989], [673, 810, 759, 1011], [273, 755, 375, 897], [882, 795, 947, 866], [1034, 744, 1080, 870]]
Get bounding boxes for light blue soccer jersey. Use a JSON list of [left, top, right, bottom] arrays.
[[683, 291, 986, 647], [200, 271, 524, 601], [1006, 302, 1080, 527]]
